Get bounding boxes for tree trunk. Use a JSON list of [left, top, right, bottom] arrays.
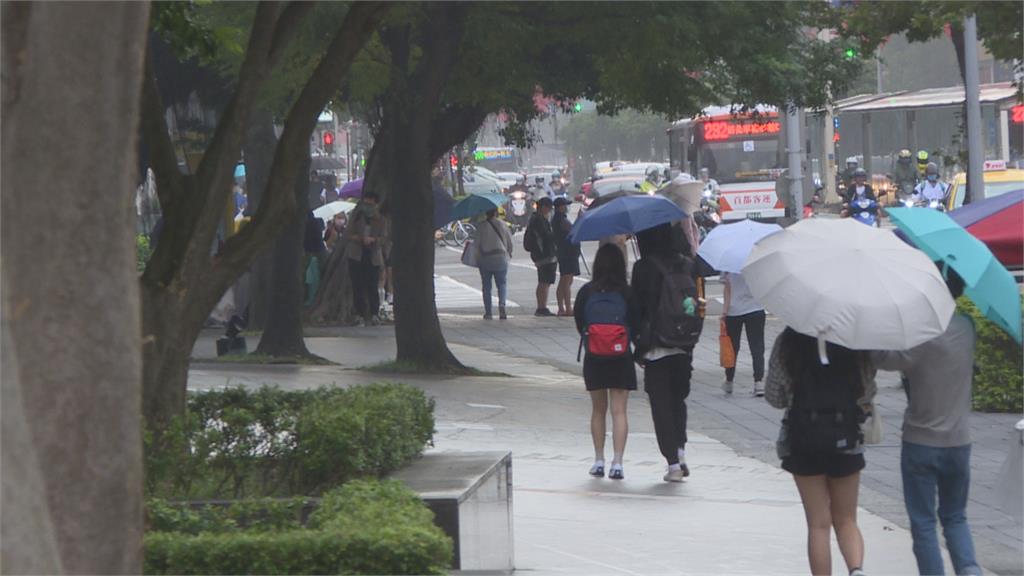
[[950, 23, 972, 204], [389, 123, 465, 370], [255, 154, 312, 357], [243, 109, 279, 330], [1, 2, 149, 573]]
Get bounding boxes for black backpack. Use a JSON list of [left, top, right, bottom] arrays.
[[523, 224, 539, 254], [786, 358, 864, 455], [647, 256, 703, 349]]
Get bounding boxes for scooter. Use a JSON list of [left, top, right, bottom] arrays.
[[914, 196, 947, 212], [848, 197, 879, 227]]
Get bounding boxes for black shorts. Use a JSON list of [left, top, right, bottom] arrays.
[[536, 262, 557, 284], [782, 452, 865, 478], [558, 256, 580, 276]]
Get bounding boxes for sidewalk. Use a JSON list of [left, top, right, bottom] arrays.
[[437, 312, 1023, 575], [193, 329, 944, 575]]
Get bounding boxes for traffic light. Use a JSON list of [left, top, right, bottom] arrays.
[[322, 131, 334, 154], [573, 102, 583, 113], [844, 47, 859, 60], [450, 154, 458, 169]]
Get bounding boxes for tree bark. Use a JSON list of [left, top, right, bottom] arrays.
[[242, 109, 279, 330], [307, 239, 356, 325], [255, 153, 313, 357], [1, 2, 149, 573]]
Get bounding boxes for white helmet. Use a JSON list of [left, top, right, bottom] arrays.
[[846, 156, 858, 166]]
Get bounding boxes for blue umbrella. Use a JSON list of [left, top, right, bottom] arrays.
[[887, 207, 1021, 343], [569, 194, 685, 244], [448, 192, 507, 223]]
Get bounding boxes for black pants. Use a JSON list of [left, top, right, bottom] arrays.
[[645, 353, 692, 465], [349, 256, 380, 320], [724, 310, 766, 382]]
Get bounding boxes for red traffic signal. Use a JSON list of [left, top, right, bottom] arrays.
[[322, 131, 335, 146], [449, 154, 458, 168]]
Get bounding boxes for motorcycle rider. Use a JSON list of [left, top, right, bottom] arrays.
[[916, 150, 930, 180], [913, 162, 950, 209], [550, 171, 567, 198], [891, 149, 918, 202], [640, 167, 661, 194], [699, 167, 720, 197], [530, 175, 550, 201], [840, 157, 860, 190], [842, 168, 879, 223]]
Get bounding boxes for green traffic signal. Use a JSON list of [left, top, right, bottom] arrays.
[[844, 47, 858, 60], [573, 102, 583, 112]]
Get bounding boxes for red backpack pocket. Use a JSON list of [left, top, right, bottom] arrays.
[[587, 323, 629, 357]]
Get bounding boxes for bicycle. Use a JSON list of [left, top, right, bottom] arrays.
[[441, 220, 476, 247]]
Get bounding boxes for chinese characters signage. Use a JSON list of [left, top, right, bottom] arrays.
[[703, 120, 781, 141]]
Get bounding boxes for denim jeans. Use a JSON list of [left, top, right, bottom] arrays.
[[901, 442, 981, 576], [479, 267, 508, 315]]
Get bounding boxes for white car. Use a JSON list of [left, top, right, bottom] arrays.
[[468, 166, 517, 191]]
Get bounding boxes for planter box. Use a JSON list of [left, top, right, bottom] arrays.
[[390, 451, 514, 573]]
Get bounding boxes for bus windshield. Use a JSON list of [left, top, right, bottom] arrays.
[[699, 139, 783, 185]]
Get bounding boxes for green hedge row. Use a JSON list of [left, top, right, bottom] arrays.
[[958, 297, 1023, 413], [145, 383, 435, 499], [145, 480, 452, 575]]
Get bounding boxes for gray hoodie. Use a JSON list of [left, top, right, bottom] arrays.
[[872, 313, 975, 448]]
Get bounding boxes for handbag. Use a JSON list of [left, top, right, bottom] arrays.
[[461, 239, 478, 268], [862, 401, 883, 444], [719, 318, 736, 368]]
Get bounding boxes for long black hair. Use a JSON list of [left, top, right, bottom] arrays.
[[592, 243, 627, 292], [777, 328, 868, 398], [636, 222, 673, 259]]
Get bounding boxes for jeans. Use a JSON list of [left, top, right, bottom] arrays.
[[644, 353, 692, 464], [479, 267, 508, 315], [901, 442, 981, 576], [724, 310, 766, 382]]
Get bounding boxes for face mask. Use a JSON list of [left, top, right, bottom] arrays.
[[927, 175, 938, 182]]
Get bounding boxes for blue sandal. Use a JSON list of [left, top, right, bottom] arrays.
[[608, 466, 624, 480], [589, 463, 605, 477]]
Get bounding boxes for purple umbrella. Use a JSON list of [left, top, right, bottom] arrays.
[[339, 178, 364, 199]]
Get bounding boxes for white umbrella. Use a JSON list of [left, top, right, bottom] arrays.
[[313, 200, 356, 222], [660, 177, 704, 216], [697, 219, 782, 273], [742, 218, 954, 359]]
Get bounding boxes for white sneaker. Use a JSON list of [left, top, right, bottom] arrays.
[[752, 381, 765, 397], [721, 379, 733, 395], [664, 467, 685, 482]]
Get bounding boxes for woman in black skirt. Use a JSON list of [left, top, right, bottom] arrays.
[[574, 244, 641, 480]]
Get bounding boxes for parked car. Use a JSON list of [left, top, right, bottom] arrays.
[[946, 161, 1024, 210]]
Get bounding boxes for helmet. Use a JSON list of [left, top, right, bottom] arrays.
[[917, 150, 929, 164], [515, 175, 525, 184], [551, 171, 561, 180], [646, 167, 660, 180], [898, 149, 912, 160], [535, 175, 545, 183], [925, 162, 939, 177], [853, 168, 867, 178]]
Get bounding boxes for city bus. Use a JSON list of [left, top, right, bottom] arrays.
[[668, 107, 786, 220], [473, 146, 521, 173]]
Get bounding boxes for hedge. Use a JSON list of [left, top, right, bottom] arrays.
[[145, 480, 453, 575], [145, 383, 435, 499], [958, 297, 1023, 413]]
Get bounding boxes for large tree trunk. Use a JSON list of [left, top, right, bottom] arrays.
[[307, 239, 356, 324], [255, 154, 313, 357], [243, 109, 279, 330], [1, 2, 149, 573]]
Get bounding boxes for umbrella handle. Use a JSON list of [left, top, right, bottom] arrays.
[[817, 335, 829, 366]]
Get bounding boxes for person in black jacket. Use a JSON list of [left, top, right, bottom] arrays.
[[525, 197, 557, 316], [632, 222, 700, 482], [574, 244, 641, 480], [552, 197, 580, 316]]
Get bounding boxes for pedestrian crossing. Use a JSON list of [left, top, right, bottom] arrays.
[[434, 275, 520, 310]]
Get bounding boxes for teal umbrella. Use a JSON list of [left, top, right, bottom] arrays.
[[448, 192, 507, 223], [887, 207, 1021, 343]]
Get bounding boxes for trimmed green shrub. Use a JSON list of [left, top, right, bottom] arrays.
[[144, 481, 453, 575], [958, 297, 1023, 413], [145, 383, 435, 499]]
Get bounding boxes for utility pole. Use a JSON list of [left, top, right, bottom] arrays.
[[964, 15, 984, 200], [786, 105, 804, 218]]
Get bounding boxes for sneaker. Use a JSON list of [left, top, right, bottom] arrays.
[[849, 569, 867, 576], [483, 312, 493, 320], [753, 381, 765, 397], [663, 468, 685, 483], [534, 308, 555, 317], [608, 465, 624, 480], [681, 463, 690, 477], [499, 307, 508, 320], [589, 463, 605, 478], [721, 379, 733, 395]]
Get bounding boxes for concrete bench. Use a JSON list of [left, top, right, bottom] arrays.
[[390, 451, 513, 573]]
